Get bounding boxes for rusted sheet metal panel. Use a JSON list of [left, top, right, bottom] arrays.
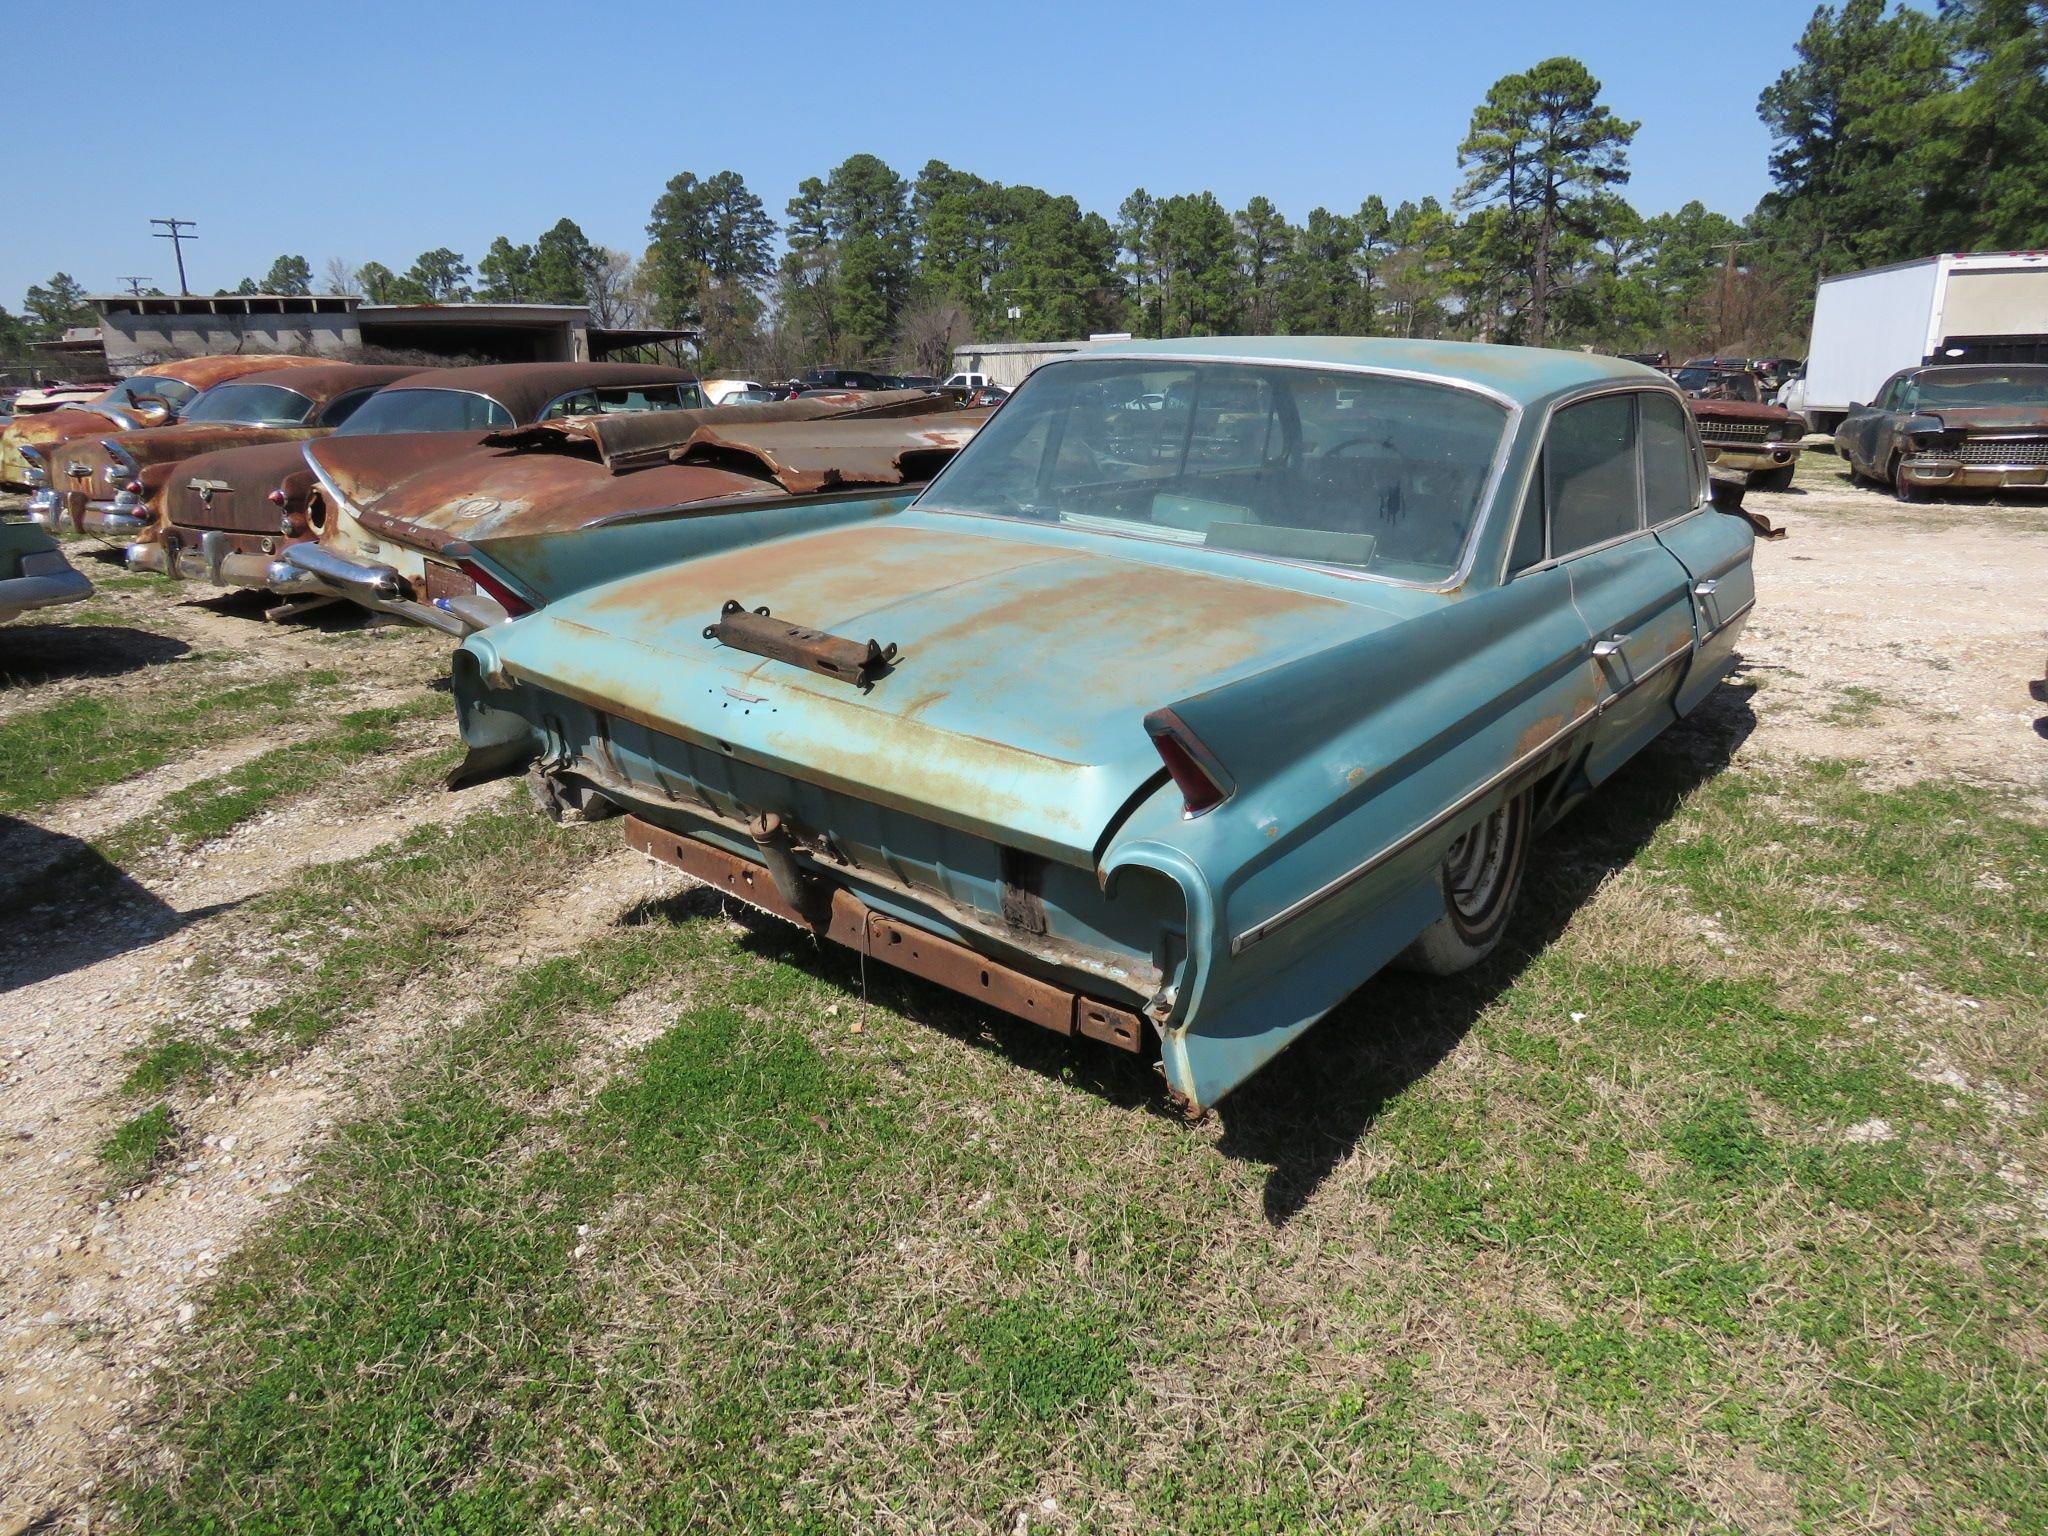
[[310, 408, 989, 555], [623, 816, 1143, 1050], [143, 353, 331, 390], [676, 411, 991, 494], [161, 439, 316, 535], [478, 389, 956, 471]]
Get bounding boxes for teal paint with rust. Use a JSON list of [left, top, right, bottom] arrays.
[[451, 338, 1756, 1110]]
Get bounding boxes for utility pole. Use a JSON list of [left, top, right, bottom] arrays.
[[116, 276, 151, 297], [151, 218, 197, 295], [1707, 238, 1762, 349]]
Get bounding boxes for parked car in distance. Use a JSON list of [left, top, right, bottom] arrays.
[[943, 370, 993, 392], [800, 367, 891, 392], [1683, 387, 1807, 491], [0, 512, 92, 625], [717, 387, 784, 405], [1617, 351, 1671, 371], [24, 363, 423, 541], [702, 377, 767, 405], [1, 353, 327, 493], [1834, 363, 2048, 501], [134, 363, 705, 595], [446, 337, 1775, 1111], [285, 393, 988, 634], [963, 384, 1011, 408]]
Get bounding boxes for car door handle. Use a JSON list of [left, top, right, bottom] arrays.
[[1693, 580, 1719, 598], [1592, 633, 1630, 659]]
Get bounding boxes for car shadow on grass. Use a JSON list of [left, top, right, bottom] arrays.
[[633, 678, 1758, 1225], [0, 623, 191, 687], [0, 817, 237, 993]]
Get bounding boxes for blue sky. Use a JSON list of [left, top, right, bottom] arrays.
[[8, 0, 1835, 310]]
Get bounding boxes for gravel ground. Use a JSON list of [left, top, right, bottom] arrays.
[[0, 452, 2043, 1532]]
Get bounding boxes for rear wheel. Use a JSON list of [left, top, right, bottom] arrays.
[[1396, 792, 1531, 975]]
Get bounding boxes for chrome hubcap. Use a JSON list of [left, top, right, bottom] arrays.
[[1445, 806, 1510, 922]]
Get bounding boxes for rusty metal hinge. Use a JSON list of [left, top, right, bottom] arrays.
[[704, 599, 898, 688]]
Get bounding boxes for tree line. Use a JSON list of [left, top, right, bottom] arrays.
[[6, 1, 2039, 373]]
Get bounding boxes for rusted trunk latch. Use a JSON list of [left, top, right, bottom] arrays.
[[705, 599, 898, 687]]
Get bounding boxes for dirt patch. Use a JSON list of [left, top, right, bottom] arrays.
[[1736, 452, 2048, 795]]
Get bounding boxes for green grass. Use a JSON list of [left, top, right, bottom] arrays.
[[1820, 682, 1890, 726], [96, 695, 448, 863], [116, 755, 2048, 1534], [0, 671, 347, 815], [101, 1104, 179, 1186]]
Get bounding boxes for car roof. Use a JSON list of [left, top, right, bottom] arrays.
[[372, 362, 699, 423], [211, 363, 425, 401], [1074, 336, 1667, 407]]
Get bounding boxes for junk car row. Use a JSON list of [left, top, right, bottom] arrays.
[[4, 338, 1787, 1109]]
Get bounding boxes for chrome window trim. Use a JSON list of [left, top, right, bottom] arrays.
[[1498, 381, 1710, 583], [911, 352, 1523, 594]]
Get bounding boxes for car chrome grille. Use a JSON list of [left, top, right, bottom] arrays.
[[1956, 436, 2048, 466], [1700, 420, 1774, 443]]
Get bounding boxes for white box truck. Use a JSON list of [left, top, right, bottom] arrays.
[[1795, 251, 2048, 434]]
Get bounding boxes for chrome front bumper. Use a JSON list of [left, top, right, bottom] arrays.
[[1701, 442, 1803, 474], [1900, 457, 2048, 491], [77, 492, 152, 539]]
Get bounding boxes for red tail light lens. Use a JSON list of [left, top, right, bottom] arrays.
[[457, 559, 534, 619], [1145, 710, 1234, 818], [267, 489, 287, 505]]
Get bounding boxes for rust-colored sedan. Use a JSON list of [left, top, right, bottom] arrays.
[[2, 353, 327, 494], [135, 362, 705, 597], [27, 363, 424, 541]]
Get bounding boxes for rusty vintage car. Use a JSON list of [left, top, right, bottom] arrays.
[[446, 338, 1774, 1111], [1672, 365, 1805, 490], [281, 393, 989, 634], [1, 353, 327, 494], [25, 362, 424, 541], [131, 362, 708, 603], [1835, 363, 2048, 501]]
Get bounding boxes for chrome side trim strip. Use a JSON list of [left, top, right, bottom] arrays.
[[1230, 638, 1695, 954]]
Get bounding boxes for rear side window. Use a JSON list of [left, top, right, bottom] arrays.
[[318, 388, 382, 427], [1639, 392, 1697, 522], [1546, 394, 1639, 556]]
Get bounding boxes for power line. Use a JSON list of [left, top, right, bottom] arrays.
[[150, 218, 197, 295]]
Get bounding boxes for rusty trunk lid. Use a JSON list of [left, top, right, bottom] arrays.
[[482, 517, 1401, 862]]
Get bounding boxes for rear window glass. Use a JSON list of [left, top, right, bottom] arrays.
[[1546, 395, 1639, 555], [180, 384, 317, 427], [926, 359, 1506, 583], [332, 389, 515, 435], [1639, 392, 1696, 521]]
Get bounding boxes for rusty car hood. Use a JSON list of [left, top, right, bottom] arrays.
[[479, 518, 1400, 860], [1685, 398, 1796, 428], [1916, 405, 2048, 433], [306, 408, 990, 556]]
